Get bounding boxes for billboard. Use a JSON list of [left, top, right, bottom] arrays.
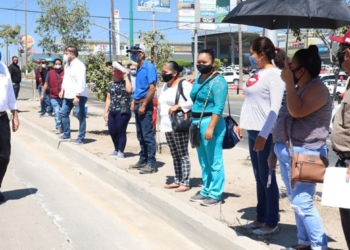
[[19, 35, 35, 49], [178, 0, 195, 30], [138, 0, 171, 12], [215, 0, 230, 23], [199, 0, 216, 30]]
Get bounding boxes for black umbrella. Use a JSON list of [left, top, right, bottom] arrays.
[[222, 0, 350, 29]]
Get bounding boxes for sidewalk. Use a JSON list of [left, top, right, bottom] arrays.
[[15, 99, 346, 250]]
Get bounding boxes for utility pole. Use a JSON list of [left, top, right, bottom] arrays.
[[110, 0, 117, 61], [237, 0, 243, 95], [24, 0, 28, 69], [109, 20, 112, 62], [129, 0, 134, 47]]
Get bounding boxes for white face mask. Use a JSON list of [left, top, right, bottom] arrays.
[[63, 54, 69, 63], [42, 64, 46, 68], [54, 65, 62, 69]]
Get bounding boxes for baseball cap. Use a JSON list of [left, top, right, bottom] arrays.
[[330, 30, 350, 45], [126, 44, 146, 53]]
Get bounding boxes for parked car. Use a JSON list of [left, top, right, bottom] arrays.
[[221, 71, 239, 84], [242, 66, 251, 74], [324, 80, 346, 101], [319, 72, 347, 84], [181, 67, 192, 75]]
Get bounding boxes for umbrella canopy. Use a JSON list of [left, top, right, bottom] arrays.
[[222, 0, 350, 29]]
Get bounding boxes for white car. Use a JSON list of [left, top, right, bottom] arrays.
[[221, 71, 239, 84], [324, 81, 346, 96], [143, 0, 160, 7], [330, 104, 341, 132]]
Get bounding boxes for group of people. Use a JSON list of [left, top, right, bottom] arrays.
[[105, 38, 350, 249], [1, 35, 349, 249], [35, 46, 89, 145]]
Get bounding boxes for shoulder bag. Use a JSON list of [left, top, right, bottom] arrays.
[[285, 118, 328, 185], [222, 95, 240, 149], [170, 79, 192, 132]]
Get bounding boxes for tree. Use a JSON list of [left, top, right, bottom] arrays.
[[35, 0, 91, 53], [84, 51, 113, 102], [0, 24, 21, 65], [214, 58, 222, 71], [222, 58, 228, 67], [176, 60, 192, 68], [138, 30, 173, 73]]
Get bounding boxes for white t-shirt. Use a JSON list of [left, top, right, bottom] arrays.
[[158, 80, 193, 132], [240, 67, 285, 139]]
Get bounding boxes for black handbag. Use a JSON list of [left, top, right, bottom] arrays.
[[223, 96, 240, 149], [170, 79, 192, 132], [189, 80, 214, 148], [120, 102, 129, 114]]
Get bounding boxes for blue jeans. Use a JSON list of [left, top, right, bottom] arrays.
[[247, 130, 279, 228], [108, 110, 131, 152], [274, 142, 328, 249], [134, 102, 156, 166], [60, 97, 87, 140], [50, 98, 63, 130], [194, 116, 226, 200], [39, 89, 52, 114]]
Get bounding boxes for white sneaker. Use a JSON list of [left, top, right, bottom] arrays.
[[252, 226, 279, 236], [116, 151, 125, 159], [108, 151, 118, 157]]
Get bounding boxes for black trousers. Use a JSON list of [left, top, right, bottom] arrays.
[[0, 114, 11, 189], [340, 208, 350, 249]]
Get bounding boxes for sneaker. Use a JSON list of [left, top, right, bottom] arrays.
[[39, 113, 45, 117], [129, 162, 147, 169], [190, 191, 207, 202], [243, 222, 266, 229], [72, 139, 84, 145], [139, 164, 157, 174], [48, 113, 54, 117], [116, 151, 125, 159], [108, 151, 118, 157], [0, 192, 5, 202], [252, 226, 279, 236], [58, 135, 71, 142], [200, 197, 221, 207]]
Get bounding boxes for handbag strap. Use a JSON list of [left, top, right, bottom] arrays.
[[197, 81, 214, 127], [175, 79, 187, 105], [193, 72, 219, 104]]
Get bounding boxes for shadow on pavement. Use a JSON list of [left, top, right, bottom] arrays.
[[0, 188, 38, 205], [89, 130, 109, 136], [222, 192, 241, 204], [83, 138, 97, 144]]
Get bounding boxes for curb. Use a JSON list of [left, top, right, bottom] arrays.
[[20, 117, 269, 250]]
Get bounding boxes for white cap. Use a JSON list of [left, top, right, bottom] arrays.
[[112, 61, 127, 73]]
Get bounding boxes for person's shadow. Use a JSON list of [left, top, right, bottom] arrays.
[[0, 188, 38, 205]]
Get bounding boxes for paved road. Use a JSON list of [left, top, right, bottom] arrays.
[[18, 79, 338, 165], [0, 128, 202, 250]]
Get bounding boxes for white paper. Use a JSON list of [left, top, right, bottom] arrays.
[[321, 167, 350, 209], [112, 61, 127, 73]]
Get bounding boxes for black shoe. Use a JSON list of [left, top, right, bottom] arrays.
[[129, 162, 147, 170], [281, 245, 312, 250], [0, 192, 5, 202], [139, 164, 157, 174]]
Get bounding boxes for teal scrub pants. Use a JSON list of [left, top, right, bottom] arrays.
[[193, 116, 226, 200]]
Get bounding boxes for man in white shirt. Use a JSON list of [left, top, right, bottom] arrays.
[[58, 46, 88, 145], [0, 52, 19, 202]]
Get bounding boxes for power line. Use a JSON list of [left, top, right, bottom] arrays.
[[0, 7, 229, 24]]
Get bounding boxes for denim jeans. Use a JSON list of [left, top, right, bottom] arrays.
[[134, 102, 156, 166], [60, 97, 87, 140], [274, 142, 328, 250], [108, 110, 131, 153], [39, 87, 52, 114], [194, 116, 226, 200], [50, 98, 63, 130], [247, 130, 279, 228], [12, 82, 20, 100]]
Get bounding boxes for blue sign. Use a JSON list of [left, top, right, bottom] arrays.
[[200, 11, 216, 16], [317, 45, 329, 53]]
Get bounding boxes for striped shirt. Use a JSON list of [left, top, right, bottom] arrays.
[[240, 68, 285, 139]]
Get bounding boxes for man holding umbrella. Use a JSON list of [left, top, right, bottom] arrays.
[[329, 29, 350, 250]]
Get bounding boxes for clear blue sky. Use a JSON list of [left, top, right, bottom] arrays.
[[0, 0, 195, 62]]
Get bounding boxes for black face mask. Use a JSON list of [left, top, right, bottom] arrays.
[[161, 73, 173, 82], [197, 64, 213, 74], [291, 67, 303, 85]]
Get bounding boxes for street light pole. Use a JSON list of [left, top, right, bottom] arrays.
[[110, 0, 117, 61], [129, 0, 134, 46], [24, 0, 28, 69]]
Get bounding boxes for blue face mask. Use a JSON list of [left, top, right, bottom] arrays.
[[131, 54, 140, 63], [249, 56, 258, 69]]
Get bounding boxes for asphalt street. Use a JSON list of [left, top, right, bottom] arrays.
[[18, 79, 338, 165], [0, 126, 202, 250]]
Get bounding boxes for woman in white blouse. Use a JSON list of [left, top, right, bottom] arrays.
[[159, 61, 193, 192]]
